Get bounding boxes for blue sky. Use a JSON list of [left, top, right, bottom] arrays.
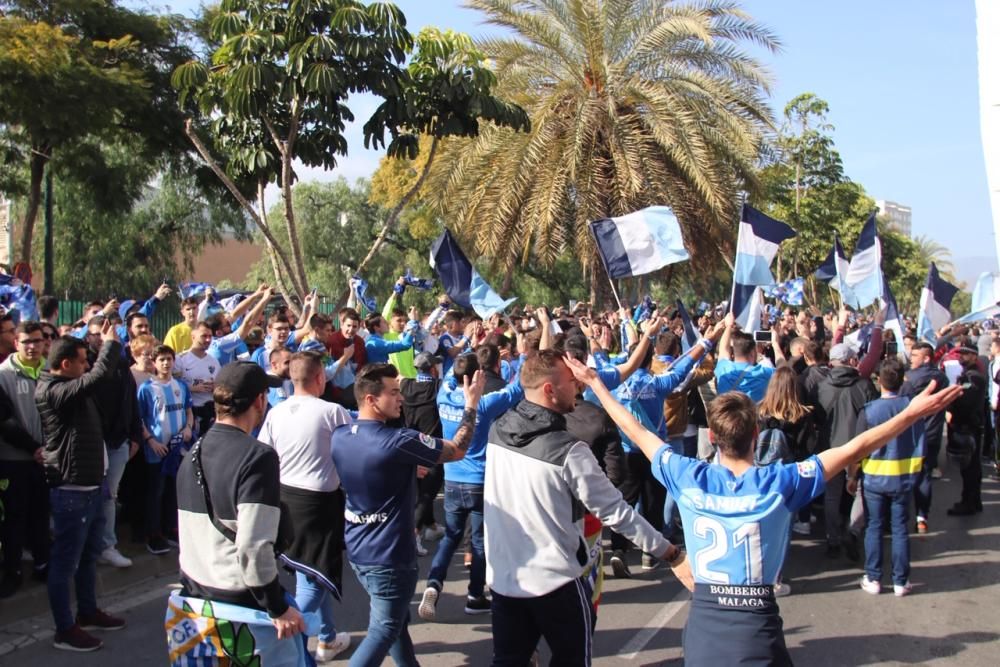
[[155, 0, 994, 282]]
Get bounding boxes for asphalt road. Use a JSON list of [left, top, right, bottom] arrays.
[[1, 466, 997, 666]]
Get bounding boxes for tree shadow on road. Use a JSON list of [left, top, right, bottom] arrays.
[[784, 629, 999, 665]]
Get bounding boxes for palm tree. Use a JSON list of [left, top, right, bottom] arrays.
[[912, 235, 955, 280], [425, 0, 780, 297]]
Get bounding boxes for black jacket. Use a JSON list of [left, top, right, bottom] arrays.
[[815, 365, 878, 452], [564, 397, 622, 476], [947, 368, 987, 432], [901, 363, 950, 450], [36, 341, 121, 486], [88, 346, 142, 448], [398, 376, 442, 437]]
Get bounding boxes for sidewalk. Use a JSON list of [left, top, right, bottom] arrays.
[[0, 544, 179, 628]]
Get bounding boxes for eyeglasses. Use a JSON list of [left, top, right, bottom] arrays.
[[43, 334, 56, 340]]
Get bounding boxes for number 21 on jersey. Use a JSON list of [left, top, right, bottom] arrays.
[[692, 516, 763, 585]]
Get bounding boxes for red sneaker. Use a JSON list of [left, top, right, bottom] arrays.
[[77, 609, 126, 632], [53, 624, 103, 652]]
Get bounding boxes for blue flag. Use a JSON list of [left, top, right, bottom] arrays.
[[403, 268, 435, 291], [917, 262, 959, 344], [179, 282, 213, 299], [429, 230, 516, 318], [350, 275, 378, 314]]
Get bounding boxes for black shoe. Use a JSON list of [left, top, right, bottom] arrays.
[[947, 503, 980, 516], [610, 550, 631, 579], [845, 534, 861, 562], [464, 595, 492, 615], [146, 536, 171, 555], [825, 544, 842, 558], [0, 573, 22, 599]]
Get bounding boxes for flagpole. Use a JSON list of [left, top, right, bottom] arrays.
[[606, 276, 624, 310]]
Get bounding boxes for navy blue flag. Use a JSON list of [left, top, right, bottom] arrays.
[[675, 299, 699, 352], [429, 230, 516, 318]]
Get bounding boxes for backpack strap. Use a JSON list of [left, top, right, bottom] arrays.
[[189, 438, 237, 543]]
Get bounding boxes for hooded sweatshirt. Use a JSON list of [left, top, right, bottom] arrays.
[[0, 354, 45, 461], [485, 401, 668, 597], [815, 365, 878, 452]]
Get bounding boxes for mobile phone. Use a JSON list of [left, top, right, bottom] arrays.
[[753, 330, 772, 343], [884, 341, 898, 357]]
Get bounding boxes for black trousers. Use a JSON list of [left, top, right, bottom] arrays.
[[0, 460, 50, 575], [609, 450, 664, 552], [491, 578, 595, 667], [959, 430, 983, 509], [192, 403, 216, 436], [414, 464, 444, 530]]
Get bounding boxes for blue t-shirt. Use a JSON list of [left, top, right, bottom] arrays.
[[611, 357, 695, 449], [332, 420, 443, 567], [438, 379, 523, 485], [714, 359, 775, 403], [137, 378, 192, 464], [208, 331, 248, 367], [652, 446, 826, 585]]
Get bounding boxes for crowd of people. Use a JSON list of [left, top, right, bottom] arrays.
[[0, 274, 989, 665]]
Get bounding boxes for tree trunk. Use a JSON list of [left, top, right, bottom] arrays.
[[257, 181, 300, 318], [267, 111, 309, 296], [19, 146, 48, 264], [337, 135, 441, 307], [184, 120, 302, 297]]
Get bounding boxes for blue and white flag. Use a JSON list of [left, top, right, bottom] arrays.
[[815, 234, 851, 298], [730, 204, 795, 329], [970, 272, 1000, 313], [763, 278, 805, 306], [881, 279, 907, 360], [403, 268, 434, 291], [843, 213, 883, 309], [429, 230, 516, 319], [634, 295, 655, 323], [0, 278, 37, 323], [350, 275, 377, 314], [589, 206, 689, 279], [675, 299, 700, 352], [179, 281, 213, 299], [917, 262, 959, 343]]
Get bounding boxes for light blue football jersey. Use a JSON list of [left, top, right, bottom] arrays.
[[652, 445, 826, 585]]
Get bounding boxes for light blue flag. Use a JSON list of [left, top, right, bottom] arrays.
[[971, 272, 1000, 313], [469, 269, 516, 319], [843, 213, 883, 309]]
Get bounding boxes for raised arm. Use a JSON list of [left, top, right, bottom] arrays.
[[718, 312, 735, 361], [817, 380, 962, 481], [436, 371, 486, 463], [565, 355, 666, 463], [235, 286, 272, 341]]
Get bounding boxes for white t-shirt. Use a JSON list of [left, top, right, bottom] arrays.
[[175, 350, 221, 407], [257, 394, 351, 492]]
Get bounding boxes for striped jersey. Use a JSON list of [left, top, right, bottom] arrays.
[[138, 378, 193, 463]]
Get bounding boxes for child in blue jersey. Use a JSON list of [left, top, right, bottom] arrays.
[[566, 355, 961, 667], [853, 358, 925, 597], [138, 345, 194, 556]]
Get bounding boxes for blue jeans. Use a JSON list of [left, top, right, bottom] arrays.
[[349, 562, 419, 667], [295, 571, 337, 643], [49, 487, 105, 632], [662, 436, 697, 538], [427, 482, 485, 597], [102, 442, 130, 550], [863, 488, 911, 586]]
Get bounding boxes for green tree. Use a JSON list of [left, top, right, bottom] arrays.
[[172, 2, 527, 309], [423, 0, 779, 303], [0, 0, 201, 262]]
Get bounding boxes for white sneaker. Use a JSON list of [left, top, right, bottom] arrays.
[[98, 547, 133, 568], [422, 524, 446, 542], [315, 633, 350, 662], [774, 582, 791, 597], [893, 581, 913, 597], [418, 587, 439, 621], [860, 575, 881, 595], [792, 521, 811, 535], [415, 538, 428, 557]]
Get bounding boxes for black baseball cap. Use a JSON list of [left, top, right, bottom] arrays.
[[215, 361, 284, 406], [414, 351, 443, 371]]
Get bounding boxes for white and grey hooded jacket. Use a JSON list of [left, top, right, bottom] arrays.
[[485, 400, 670, 598]]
